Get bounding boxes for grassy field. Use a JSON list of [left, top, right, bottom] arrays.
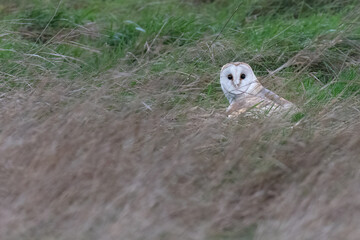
[[1, 0, 360, 239]]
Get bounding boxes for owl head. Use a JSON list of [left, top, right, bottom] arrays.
[[220, 62, 260, 103]]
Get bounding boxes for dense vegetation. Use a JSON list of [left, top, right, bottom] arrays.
[[1, 0, 360, 239]]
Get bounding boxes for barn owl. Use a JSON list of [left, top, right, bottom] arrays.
[[220, 62, 294, 117]]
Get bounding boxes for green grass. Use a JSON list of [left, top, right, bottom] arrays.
[[0, 0, 358, 113], [0, 0, 359, 113], [211, 224, 257, 240]]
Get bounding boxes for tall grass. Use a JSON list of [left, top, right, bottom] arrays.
[[1, 0, 360, 239]]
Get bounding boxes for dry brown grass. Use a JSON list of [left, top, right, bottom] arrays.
[[1, 75, 360, 240]]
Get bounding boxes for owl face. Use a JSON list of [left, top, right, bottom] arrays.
[[220, 62, 259, 103]]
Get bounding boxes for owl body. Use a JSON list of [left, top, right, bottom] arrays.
[[220, 62, 294, 117]]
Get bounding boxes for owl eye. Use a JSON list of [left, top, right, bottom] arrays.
[[227, 74, 233, 80], [240, 74, 246, 79]]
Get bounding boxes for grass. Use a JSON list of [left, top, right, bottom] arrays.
[[1, 0, 360, 239]]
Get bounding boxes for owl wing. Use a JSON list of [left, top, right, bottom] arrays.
[[226, 94, 282, 118], [256, 87, 294, 109]]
